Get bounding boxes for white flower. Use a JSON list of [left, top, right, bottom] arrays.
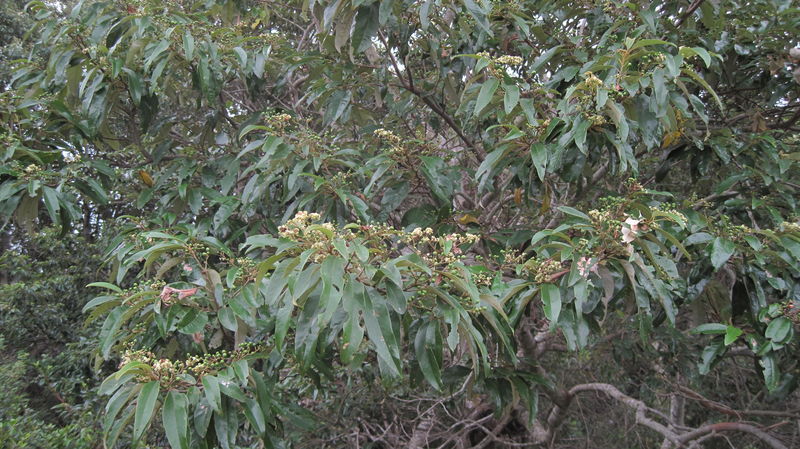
[[63, 152, 81, 163], [621, 218, 642, 244], [576, 257, 598, 278]]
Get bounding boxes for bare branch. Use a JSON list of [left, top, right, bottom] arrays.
[[679, 422, 788, 449]]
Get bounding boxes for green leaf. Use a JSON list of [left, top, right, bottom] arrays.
[[475, 146, 509, 190], [474, 78, 499, 116], [710, 237, 735, 270], [628, 39, 675, 50], [243, 398, 267, 437], [530, 46, 561, 73], [699, 341, 725, 375], [724, 325, 743, 346], [540, 283, 561, 325], [87, 282, 123, 293], [351, 5, 379, 53], [41, 186, 60, 224], [765, 317, 792, 343], [359, 287, 401, 378], [163, 391, 189, 449], [605, 101, 629, 141], [530, 143, 547, 181], [202, 375, 222, 413], [691, 323, 728, 334], [82, 295, 120, 313], [182, 31, 194, 60], [414, 320, 443, 390], [419, 0, 432, 30], [334, 8, 356, 52], [99, 307, 125, 359], [573, 118, 590, 154], [557, 206, 590, 221], [761, 353, 780, 392], [463, 0, 492, 35], [323, 90, 351, 125], [133, 381, 160, 444], [679, 46, 712, 67], [682, 66, 724, 112], [503, 84, 520, 114]]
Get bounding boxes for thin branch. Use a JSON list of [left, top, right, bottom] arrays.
[[378, 31, 483, 160]]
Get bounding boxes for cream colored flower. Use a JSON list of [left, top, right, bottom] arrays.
[[621, 218, 641, 244], [576, 257, 598, 278]]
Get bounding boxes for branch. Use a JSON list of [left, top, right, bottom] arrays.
[[678, 422, 788, 449], [568, 383, 684, 447], [548, 383, 789, 449], [377, 31, 483, 161], [674, 0, 705, 28]]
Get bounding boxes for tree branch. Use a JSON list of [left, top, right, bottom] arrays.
[[678, 422, 788, 449], [542, 383, 789, 449], [568, 383, 684, 447], [378, 31, 483, 161], [674, 0, 705, 28]]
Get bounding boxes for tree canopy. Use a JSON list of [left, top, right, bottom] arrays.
[[1, 0, 799, 447]]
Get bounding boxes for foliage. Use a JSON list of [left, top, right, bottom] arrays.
[[1, 0, 799, 447], [0, 229, 106, 345], [0, 230, 107, 448], [0, 338, 101, 449]]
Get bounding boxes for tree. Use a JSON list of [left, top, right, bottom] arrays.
[[1, 0, 799, 447]]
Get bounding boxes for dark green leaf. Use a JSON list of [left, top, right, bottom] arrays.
[[133, 381, 160, 443], [710, 237, 735, 270]]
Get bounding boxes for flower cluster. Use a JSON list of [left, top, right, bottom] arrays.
[[584, 208, 638, 258], [582, 71, 604, 89], [373, 128, 437, 166], [402, 228, 480, 268], [501, 248, 525, 265], [570, 72, 612, 126], [472, 271, 494, 287], [119, 342, 266, 387], [494, 55, 523, 66], [278, 211, 323, 239], [63, 152, 81, 163], [710, 215, 751, 243], [476, 52, 526, 79], [781, 221, 800, 233], [219, 256, 259, 285], [586, 114, 607, 126], [576, 256, 599, 278], [276, 212, 483, 271], [621, 217, 646, 244], [476, 52, 523, 67], [159, 285, 199, 306], [373, 128, 401, 144], [265, 112, 293, 133], [523, 257, 564, 283]]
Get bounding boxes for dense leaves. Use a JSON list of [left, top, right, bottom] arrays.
[[1, 0, 799, 447]]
